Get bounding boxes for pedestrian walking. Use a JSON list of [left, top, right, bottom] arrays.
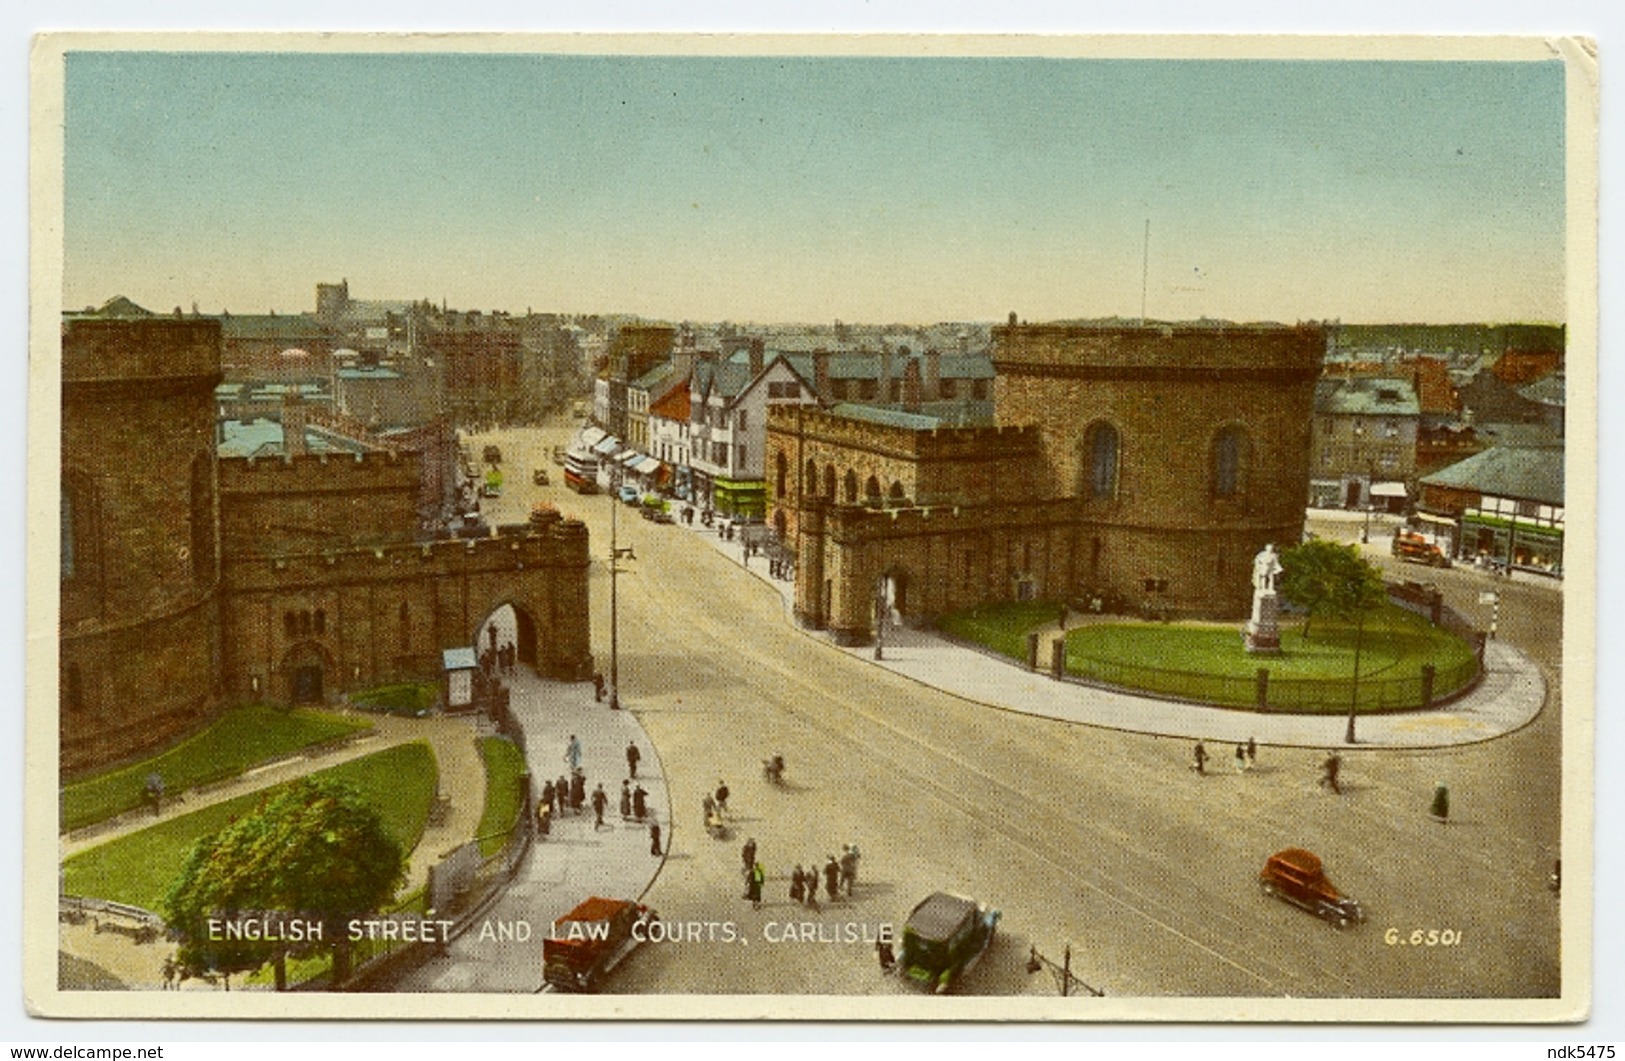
[[555, 775, 570, 815], [823, 855, 841, 901], [1246, 736, 1258, 769], [626, 741, 642, 779], [535, 799, 551, 838], [592, 673, 605, 701], [741, 837, 758, 879], [633, 784, 648, 821], [803, 862, 821, 909], [789, 865, 806, 905], [571, 770, 586, 812], [703, 794, 717, 822], [747, 862, 765, 909], [649, 822, 663, 857], [540, 779, 556, 815], [565, 734, 583, 772], [714, 779, 730, 815], [876, 939, 897, 973], [1320, 752, 1342, 795], [1235, 744, 1247, 774], [591, 783, 608, 828], [620, 780, 633, 819], [840, 843, 860, 896], [1191, 741, 1208, 776]]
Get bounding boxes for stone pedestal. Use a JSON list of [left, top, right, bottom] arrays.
[[1245, 590, 1282, 654]]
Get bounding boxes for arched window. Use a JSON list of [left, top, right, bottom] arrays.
[[284, 612, 298, 639], [1213, 426, 1247, 498], [888, 481, 906, 502], [843, 470, 859, 503], [804, 458, 817, 494], [775, 452, 788, 499], [865, 475, 881, 501], [823, 465, 837, 500], [1082, 422, 1120, 500]]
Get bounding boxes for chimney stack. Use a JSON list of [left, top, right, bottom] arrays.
[[814, 349, 831, 400], [924, 347, 942, 402], [282, 392, 309, 458], [879, 346, 894, 402], [902, 357, 923, 412]]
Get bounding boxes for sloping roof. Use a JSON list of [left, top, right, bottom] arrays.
[[1517, 371, 1565, 407], [1314, 377, 1420, 417], [648, 380, 691, 421], [829, 403, 947, 431], [217, 314, 330, 341], [1420, 445, 1564, 506]]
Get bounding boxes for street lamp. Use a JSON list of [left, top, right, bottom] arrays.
[[608, 466, 636, 711], [1345, 604, 1369, 745]]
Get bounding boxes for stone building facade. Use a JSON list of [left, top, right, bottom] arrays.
[[768, 320, 1323, 643], [59, 315, 592, 774]]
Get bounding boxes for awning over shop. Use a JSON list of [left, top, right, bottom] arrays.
[[578, 426, 607, 447], [631, 456, 662, 474], [592, 437, 621, 456], [1414, 511, 1457, 527], [1370, 481, 1409, 498]]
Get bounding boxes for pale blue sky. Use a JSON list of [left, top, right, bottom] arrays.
[[62, 52, 1566, 323]]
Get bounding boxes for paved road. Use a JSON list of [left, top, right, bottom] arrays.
[[468, 426, 1565, 1000]]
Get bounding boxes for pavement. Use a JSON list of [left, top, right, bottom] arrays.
[[57, 486, 1552, 992]]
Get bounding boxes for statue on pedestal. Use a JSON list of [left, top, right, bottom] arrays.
[[1245, 543, 1284, 654]]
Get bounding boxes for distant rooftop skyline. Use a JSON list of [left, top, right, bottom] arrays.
[[57, 46, 1569, 325]]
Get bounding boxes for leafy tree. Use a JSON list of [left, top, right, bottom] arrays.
[[1279, 539, 1386, 640], [164, 778, 405, 991]]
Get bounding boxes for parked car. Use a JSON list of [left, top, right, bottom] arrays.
[[482, 444, 502, 465], [1392, 529, 1451, 568], [898, 892, 1000, 994], [617, 484, 641, 506], [542, 897, 658, 992], [532, 468, 550, 486], [1259, 848, 1365, 929], [641, 506, 674, 524]]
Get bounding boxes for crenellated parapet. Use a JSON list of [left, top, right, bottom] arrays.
[[218, 449, 420, 493], [222, 520, 591, 592]]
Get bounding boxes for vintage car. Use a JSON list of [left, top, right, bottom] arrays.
[[482, 444, 502, 465], [899, 891, 1000, 994], [1259, 848, 1366, 929], [532, 468, 550, 486], [1392, 529, 1452, 568], [541, 896, 657, 992]]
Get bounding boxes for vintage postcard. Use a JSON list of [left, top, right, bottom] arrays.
[[25, 33, 1596, 1022]]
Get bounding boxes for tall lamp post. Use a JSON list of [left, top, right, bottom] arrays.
[[608, 466, 635, 710], [1345, 602, 1370, 745]]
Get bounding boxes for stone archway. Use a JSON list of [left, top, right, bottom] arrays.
[[474, 601, 542, 671], [279, 641, 334, 705]]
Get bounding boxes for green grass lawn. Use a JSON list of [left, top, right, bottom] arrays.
[[475, 736, 526, 857], [62, 742, 439, 914], [1063, 605, 1478, 712], [61, 705, 373, 834], [938, 599, 1065, 660]]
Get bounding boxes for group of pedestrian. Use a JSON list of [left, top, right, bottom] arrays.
[[536, 735, 653, 838], [1191, 737, 1259, 776], [768, 557, 795, 580], [782, 844, 861, 910], [703, 779, 732, 833], [481, 640, 518, 677]]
